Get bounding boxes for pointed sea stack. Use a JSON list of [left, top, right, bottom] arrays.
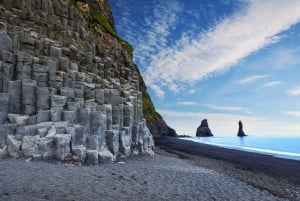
[[237, 120, 247, 137], [196, 119, 213, 137]]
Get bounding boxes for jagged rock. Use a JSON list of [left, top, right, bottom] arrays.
[[36, 122, 53, 137], [39, 137, 55, 160], [55, 134, 71, 160], [196, 119, 214, 137], [86, 150, 98, 164], [237, 120, 247, 137], [22, 135, 40, 157], [0, 145, 8, 158], [6, 135, 22, 158], [119, 127, 131, 156], [106, 130, 119, 156], [72, 145, 86, 162], [99, 149, 115, 163]]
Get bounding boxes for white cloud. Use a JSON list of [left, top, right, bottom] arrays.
[[262, 81, 283, 87], [177, 101, 198, 106], [285, 111, 300, 117], [287, 86, 300, 96], [205, 104, 251, 113], [158, 109, 300, 136], [238, 75, 268, 85], [144, 1, 300, 97]]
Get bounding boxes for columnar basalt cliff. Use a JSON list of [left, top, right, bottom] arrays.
[[0, 0, 171, 164]]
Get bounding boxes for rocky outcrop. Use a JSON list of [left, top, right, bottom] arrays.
[[0, 0, 155, 164], [237, 120, 247, 137], [196, 119, 213, 137]]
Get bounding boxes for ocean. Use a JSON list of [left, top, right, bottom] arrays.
[[182, 136, 300, 161]]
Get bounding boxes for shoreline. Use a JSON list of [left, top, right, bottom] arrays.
[[154, 136, 300, 200], [0, 137, 299, 200]]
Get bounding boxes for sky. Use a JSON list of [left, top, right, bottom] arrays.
[[109, 0, 300, 136]]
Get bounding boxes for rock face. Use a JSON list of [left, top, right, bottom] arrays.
[[0, 0, 155, 164], [237, 120, 247, 137], [196, 119, 213, 137]]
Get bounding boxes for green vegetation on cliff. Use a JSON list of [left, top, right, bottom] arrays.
[[69, 0, 133, 58]]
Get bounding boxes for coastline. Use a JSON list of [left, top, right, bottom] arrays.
[[0, 137, 299, 200], [155, 136, 300, 200]]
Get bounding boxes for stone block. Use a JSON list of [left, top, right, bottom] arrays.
[[22, 79, 36, 115], [63, 110, 76, 124], [104, 104, 112, 130], [0, 112, 7, 124], [98, 150, 115, 163], [50, 46, 62, 58], [45, 124, 56, 138], [0, 145, 8, 158], [67, 101, 80, 111], [8, 114, 29, 125], [95, 89, 104, 105], [17, 51, 32, 64], [39, 137, 55, 160], [112, 106, 120, 125], [2, 63, 15, 92], [0, 93, 9, 112], [51, 95, 67, 108], [59, 56, 69, 72], [73, 124, 87, 146], [0, 25, 12, 60], [123, 104, 133, 127], [86, 135, 98, 150], [22, 135, 40, 157], [119, 127, 132, 156], [60, 87, 74, 100], [36, 87, 50, 111], [8, 80, 22, 113], [86, 150, 98, 164], [36, 122, 53, 137], [16, 125, 37, 136], [54, 121, 68, 134], [36, 110, 50, 123], [72, 145, 86, 162], [16, 63, 32, 80], [79, 107, 90, 127], [105, 130, 119, 156], [6, 135, 21, 158], [50, 107, 63, 122], [55, 134, 71, 160]]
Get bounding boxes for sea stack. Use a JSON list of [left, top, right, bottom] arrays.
[[196, 119, 213, 137], [237, 120, 247, 137]]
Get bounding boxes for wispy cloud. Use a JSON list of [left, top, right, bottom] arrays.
[[205, 104, 251, 113], [262, 81, 283, 87], [287, 86, 300, 96], [144, 1, 300, 97], [177, 101, 198, 106], [285, 111, 300, 117], [238, 75, 268, 85]]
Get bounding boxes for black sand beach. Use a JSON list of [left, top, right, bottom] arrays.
[[155, 136, 300, 200], [0, 137, 300, 201]]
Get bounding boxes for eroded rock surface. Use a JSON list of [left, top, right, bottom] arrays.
[[0, 0, 154, 164]]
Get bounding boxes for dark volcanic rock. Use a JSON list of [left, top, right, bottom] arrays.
[[237, 120, 247, 137], [196, 119, 213, 137]]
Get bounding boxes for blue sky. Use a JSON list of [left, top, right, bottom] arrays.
[[109, 0, 300, 136]]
